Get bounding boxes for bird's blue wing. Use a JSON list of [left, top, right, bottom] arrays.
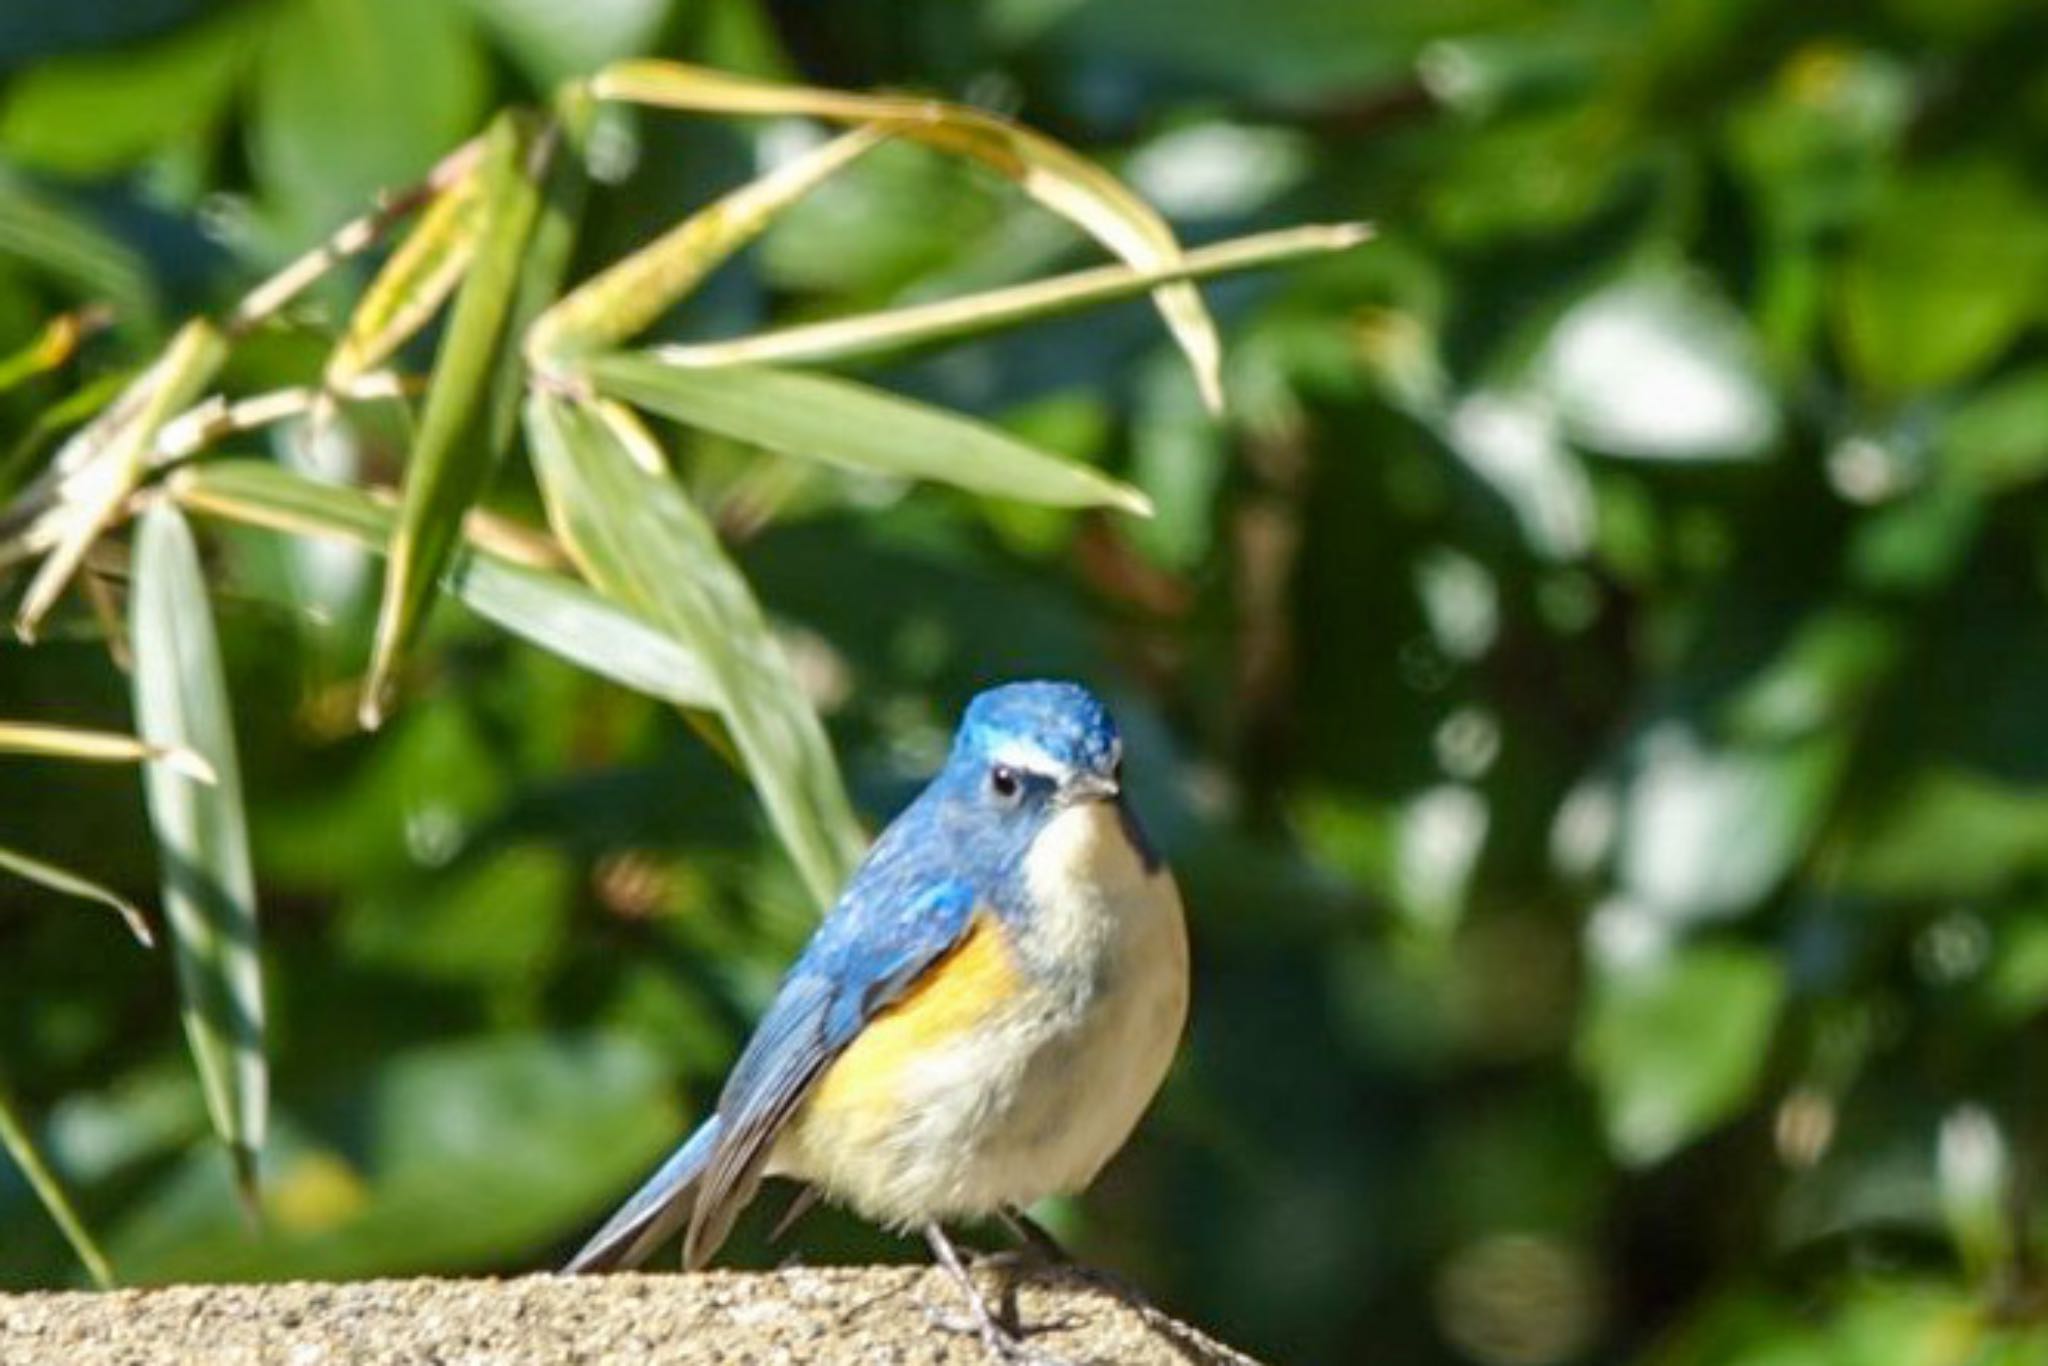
[[678, 873, 980, 1268], [562, 1113, 723, 1272]]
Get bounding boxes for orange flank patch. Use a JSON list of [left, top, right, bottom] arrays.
[[803, 912, 1020, 1128]]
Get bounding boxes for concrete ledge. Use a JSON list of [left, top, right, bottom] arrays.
[[0, 1265, 1264, 1364]]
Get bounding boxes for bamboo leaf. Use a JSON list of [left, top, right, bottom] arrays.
[[324, 169, 485, 391], [0, 370, 132, 504], [14, 320, 227, 641], [525, 125, 883, 370], [0, 170, 159, 333], [362, 112, 548, 728], [591, 58, 1228, 412], [485, 85, 592, 451], [0, 8, 255, 179], [172, 460, 717, 711], [0, 843, 154, 947], [655, 223, 1372, 370], [0, 721, 213, 782], [129, 501, 265, 1201], [0, 1079, 117, 1288], [526, 393, 863, 905], [252, 0, 488, 242], [0, 308, 107, 394], [588, 352, 1152, 515]]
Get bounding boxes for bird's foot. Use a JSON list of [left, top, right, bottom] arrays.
[[963, 1247, 1035, 1275], [923, 1221, 1082, 1366], [990, 1212, 1235, 1364], [920, 1298, 1080, 1366], [996, 1207, 1073, 1267], [993, 1209, 1151, 1314]]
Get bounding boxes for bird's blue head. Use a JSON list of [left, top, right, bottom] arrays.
[[942, 680, 1123, 815], [879, 680, 1158, 907]]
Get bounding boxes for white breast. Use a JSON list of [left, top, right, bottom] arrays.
[[1000, 800, 1190, 1197], [783, 800, 1189, 1226]]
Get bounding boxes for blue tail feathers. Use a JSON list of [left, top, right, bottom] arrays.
[[563, 1115, 723, 1272]]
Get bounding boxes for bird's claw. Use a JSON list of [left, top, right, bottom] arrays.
[[922, 1221, 1089, 1365], [920, 1296, 1080, 1366], [964, 1247, 1034, 1274]]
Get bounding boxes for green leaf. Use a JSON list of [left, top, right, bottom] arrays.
[[655, 223, 1370, 370], [0, 1080, 116, 1288], [1578, 942, 1784, 1166], [1128, 355, 1227, 570], [1648, 1285, 1971, 1366], [172, 460, 717, 712], [362, 112, 547, 728], [1831, 1285, 1989, 1366], [526, 393, 863, 906], [1608, 720, 1847, 924], [592, 58, 1228, 413], [0, 170, 158, 333], [1839, 767, 2048, 900], [341, 844, 571, 986], [0, 843, 154, 947], [0, 10, 253, 176], [525, 126, 883, 371], [325, 169, 485, 391], [484, 83, 592, 444], [0, 309, 101, 394], [1938, 366, 2048, 491], [1937, 1104, 2013, 1280], [129, 501, 266, 1199], [15, 319, 227, 641], [588, 353, 1153, 515], [106, 1034, 678, 1282], [1837, 164, 2048, 398], [1581, 612, 1897, 924], [1426, 387, 1596, 561], [252, 0, 489, 237], [463, 0, 674, 97], [1985, 904, 2048, 1023], [1538, 269, 1779, 462]]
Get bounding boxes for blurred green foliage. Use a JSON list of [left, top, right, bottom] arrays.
[[4, 2, 2048, 1364]]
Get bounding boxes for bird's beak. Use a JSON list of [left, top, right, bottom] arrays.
[[1062, 772, 1120, 805]]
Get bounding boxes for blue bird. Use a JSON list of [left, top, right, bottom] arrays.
[[566, 680, 1189, 1356]]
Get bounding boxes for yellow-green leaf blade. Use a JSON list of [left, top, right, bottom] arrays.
[[588, 353, 1152, 515], [0, 369, 132, 506], [171, 460, 717, 711], [0, 842, 154, 947], [526, 394, 862, 905], [526, 125, 883, 371], [0, 721, 213, 782], [655, 223, 1371, 370], [0, 308, 105, 394], [0, 1081, 117, 1288], [489, 85, 594, 440], [129, 501, 265, 1197], [15, 319, 226, 640], [363, 112, 548, 727], [590, 58, 1226, 412], [325, 169, 485, 390]]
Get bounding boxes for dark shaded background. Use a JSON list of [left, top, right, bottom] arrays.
[[4, 2, 2048, 1363]]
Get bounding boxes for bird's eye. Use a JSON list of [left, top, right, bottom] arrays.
[[989, 765, 1020, 801]]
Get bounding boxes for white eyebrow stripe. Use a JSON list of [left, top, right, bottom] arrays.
[[987, 737, 1073, 778]]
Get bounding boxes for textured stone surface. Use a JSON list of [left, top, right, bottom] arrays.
[[0, 1265, 1263, 1365]]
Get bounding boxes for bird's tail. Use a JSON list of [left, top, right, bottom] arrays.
[[563, 1114, 722, 1272]]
